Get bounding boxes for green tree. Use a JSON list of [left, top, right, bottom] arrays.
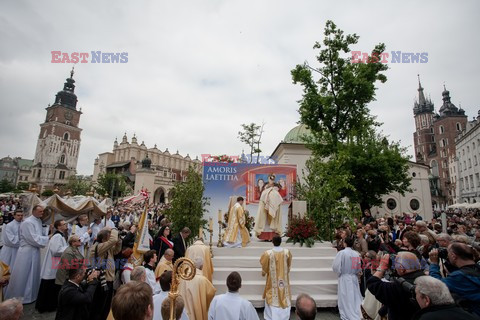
[[296, 155, 360, 241], [65, 176, 92, 196], [165, 166, 209, 243], [41, 189, 54, 197], [16, 182, 29, 191], [339, 130, 411, 211], [291, 20, 387, 156], [238, 123, 263, 163], [94, 173, 128, 199], [292, 20, 410, 216], [0, 179, 15, 193]]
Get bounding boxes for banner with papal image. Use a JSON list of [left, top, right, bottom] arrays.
[[203, 162, 296, 239]]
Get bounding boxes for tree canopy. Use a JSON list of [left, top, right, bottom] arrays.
[[165, 165, 209, 243], [292, 20, 410, 225]]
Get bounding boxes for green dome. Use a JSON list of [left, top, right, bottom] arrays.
[[283, 124, 313, 143]]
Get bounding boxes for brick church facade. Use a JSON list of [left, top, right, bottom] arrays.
[[413, 77, 467, 208]]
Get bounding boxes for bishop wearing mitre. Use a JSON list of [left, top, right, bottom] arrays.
[[223, 196, 250, 248]]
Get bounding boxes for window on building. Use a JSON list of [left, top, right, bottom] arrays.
[[60, 154, 66, 164], [386, 198, 397, 210], [431, 160, 439, 176], [476, 174, 480, 189], [410, 199, 420, 211], [59, 171, 65, 180], [460, 178, 464, 190], [470, 175, 474, 188], [172, 173, 177, 180], [431, 136, 435, 142], [63, 132, 69, 140], [439, 125, 444, 134], [469, 159, 472, 168], [37, 169, 41, 178], [440, 139, 446, 147], [456, 123, 462, 131], [430, 127, 434, 133], [467, 146, 470, 153], [475, 156, 478, 166]]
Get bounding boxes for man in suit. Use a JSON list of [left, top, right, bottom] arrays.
[[55, 266, 99, 320], [172, 227, 191, 263], [396, 222, 406, 241]]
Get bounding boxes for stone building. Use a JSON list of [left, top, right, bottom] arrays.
[[412, 77, 467, 208], [271, 123, 433, 219], [29, 69, 83, 192], [0, 157, 34, 187], [452, 111, 480, 204], [92, 133, 201, 203]]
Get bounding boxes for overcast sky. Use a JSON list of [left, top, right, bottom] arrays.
[[1, 0, 479, 175]]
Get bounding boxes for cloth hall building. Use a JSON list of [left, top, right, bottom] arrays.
[[92, 134, 201, 203]]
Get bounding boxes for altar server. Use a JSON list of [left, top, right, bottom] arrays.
[[36, 219, 68, 312], [332, 236, 362, 320], [208, 271, 258, 320], [5, 205, 49, 303], [0, 210, 23, 268]]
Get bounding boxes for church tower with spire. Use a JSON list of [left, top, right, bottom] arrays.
[[413, 75, 435, 164], [412, 76, 467, 208], [30, 68, 83, 191]]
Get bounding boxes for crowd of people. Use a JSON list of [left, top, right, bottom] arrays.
[[333, 208, 480, 320], [0, 196, 321, 320]]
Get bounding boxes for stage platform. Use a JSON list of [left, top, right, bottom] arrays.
[[211, 238, 338, 308]]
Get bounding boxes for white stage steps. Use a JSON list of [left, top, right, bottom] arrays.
[[211, 239, 338, 308]]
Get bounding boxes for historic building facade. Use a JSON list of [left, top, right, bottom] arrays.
[[92, 133, 201, 204], [0, 156, 32, 186], [271, 124, 433, 219], [412, 78, 467, 208], [452, 111, 480, 204], [29, 69, 83, 192]]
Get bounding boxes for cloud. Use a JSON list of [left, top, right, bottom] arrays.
[[1, 0, 479, 174]]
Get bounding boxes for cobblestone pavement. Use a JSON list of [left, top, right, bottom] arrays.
[[24, 303, 340, 319]]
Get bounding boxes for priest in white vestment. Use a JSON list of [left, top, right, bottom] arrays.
[[223, 197, 250, 248], [0, 210, 23, 268], [332, 236, 362, 320], [36, 219, 68, 312], [153, 270, 189, 320], [260, 235, 292, 320], [5, 205, 49, 303], [254, 174, 283, 241], [208, 271, 258, 320], [68, 214, 91, 258]]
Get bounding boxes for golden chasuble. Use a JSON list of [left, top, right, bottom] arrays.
[[260, 248, 292, 308]]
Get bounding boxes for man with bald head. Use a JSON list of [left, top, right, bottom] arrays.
[[429, 242, 480, 316], [295, 294, 316, 320], [367, 251, 424, 320], [155, 248, 174, 280]]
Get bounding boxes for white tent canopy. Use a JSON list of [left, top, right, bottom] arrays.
[[22, 193, 110, 224]]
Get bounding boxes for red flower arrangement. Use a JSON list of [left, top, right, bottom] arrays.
[[286, 216, 318, 247]]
